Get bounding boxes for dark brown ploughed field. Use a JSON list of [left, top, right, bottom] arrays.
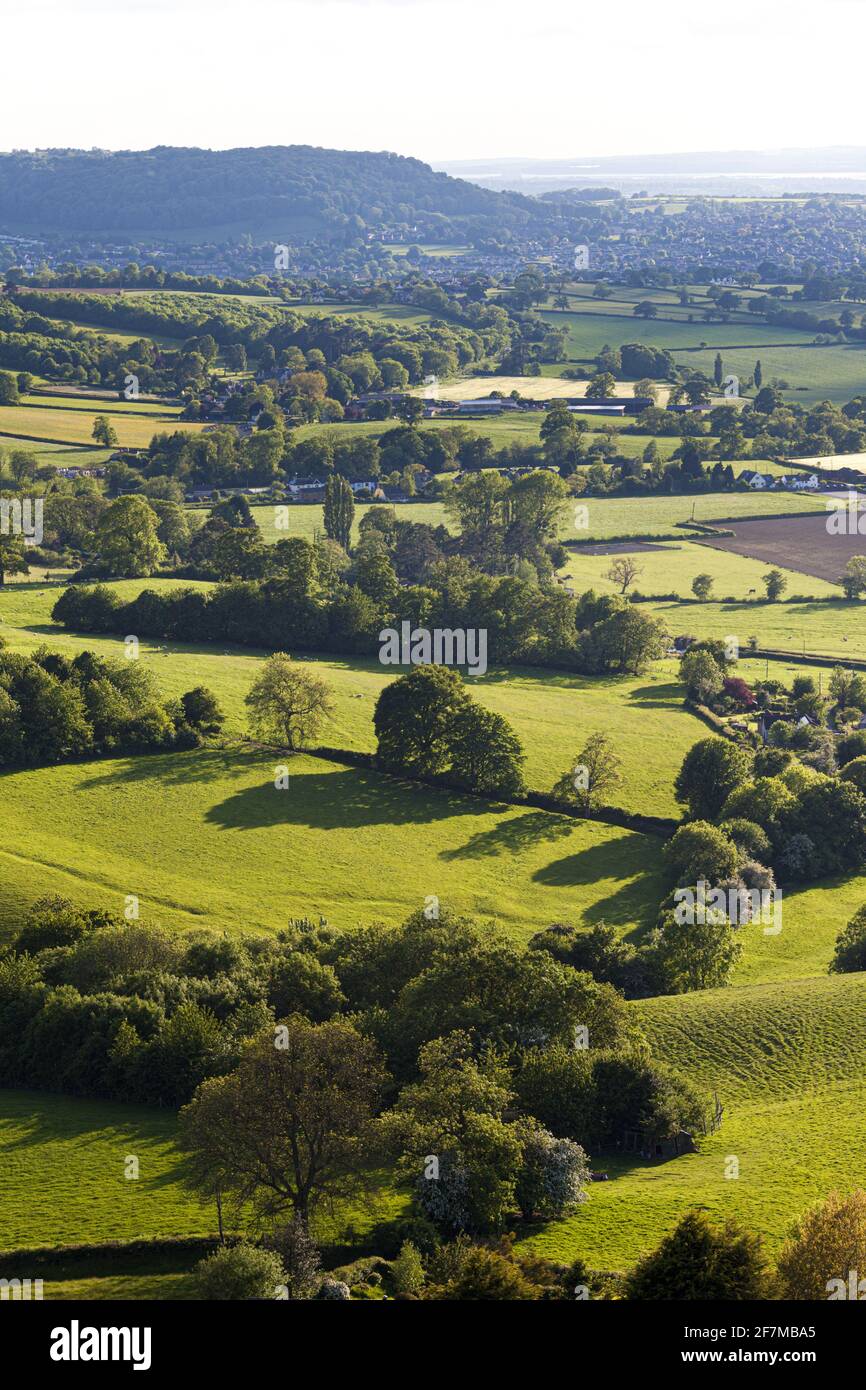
[[697, 511, 866, 584]]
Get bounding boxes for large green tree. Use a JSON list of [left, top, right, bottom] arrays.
[[94, 496, 166, 577], [323, 475, 355, 550], [178, 1018, 387, 1225]]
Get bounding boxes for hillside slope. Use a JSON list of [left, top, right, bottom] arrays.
[[0, 145, 547, 241]]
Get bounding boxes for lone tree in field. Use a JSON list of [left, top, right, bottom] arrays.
[[245, 653, 334, 750], [691, 573, 714, 601], [92, 415, 119, 447], [762, 568, 787, 602], [841, 555, 866, 599], [374, 665, 469, 778], [606, 555, 642, 594], [552, 731, 623, 811], [0, 534, 30, 587], [178, 1018, 388, 1227], [323, 475, 355, 550]]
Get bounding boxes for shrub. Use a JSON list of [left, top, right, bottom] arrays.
[[777, 1191, 866, 1300], [424, 1245, 541, 1301], [193, 1243, 286, 1300], [664, 822, 739, 887], [625, 1211, 769, 1300], [830, 905, 866, 974], [718, 818, 772, 862], [840, 756, 866, 795], [514, 1127, 590, 1221], [390, 1241, 426, 1297]]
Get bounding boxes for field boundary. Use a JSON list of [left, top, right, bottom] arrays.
[[308, 743, 679, 837]]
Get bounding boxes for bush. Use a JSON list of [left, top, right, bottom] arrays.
[[777, 1190, 866, 1300], [625, 1211, 769, 1300], [840, 756, 866, 795], [718, 818, 772, 863], [315, 1277, 351, 1300], [514, 1127, 590, 1221], [424, 1244, 541, 1301], [389, 1241, 426, 1297], [193, 1242, 286, 1300], [838, 731, 866, 766], [664, 822, 739, 887], [830, 905, 866, 974]]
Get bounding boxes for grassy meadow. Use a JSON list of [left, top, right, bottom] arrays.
[[0, 399, 205, 448], [4, 357, 866, 1294], [521, 973, 866, 1270], [0, 747, 664, 944], [0, 577, 706, 819]]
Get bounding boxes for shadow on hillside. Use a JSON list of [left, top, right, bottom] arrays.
[[203, 765, 479, 833], [76, 746, 270, 791], [438, 811, 574, 860], [532, 838, 663, 928], [0, 1096, 175, 1153], [627, 681, 684, 709]]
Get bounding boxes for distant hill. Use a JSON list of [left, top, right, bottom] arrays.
[[0, 144, 550, 243]]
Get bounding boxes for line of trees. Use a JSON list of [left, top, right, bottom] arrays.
[[0, 640, 222, 768]]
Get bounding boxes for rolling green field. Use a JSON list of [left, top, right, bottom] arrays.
[[4, 457, 866, 1290], [0, 435, 112, 469], [250, 499, 448, 544], [0, 1090, 209, 1250], [249, 490, 825, 547], [0, 577, 705, 818], [645, 596, 866, 660], [540, 307, 819, 360], [521, 973, 866, 1269], [670, 342, 866, 405], [565, 490, 824, 540], [0, 747, 663, 945], [21, 391, 181, 416], [0, 402, 205, 448]]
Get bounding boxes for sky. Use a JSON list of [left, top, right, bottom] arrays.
[[3, 0, 866, 164]]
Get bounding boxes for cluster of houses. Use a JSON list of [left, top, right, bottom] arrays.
[[344, 391, 660, 421], [54, 465, 106, 479], [739, 469, 821, 491]]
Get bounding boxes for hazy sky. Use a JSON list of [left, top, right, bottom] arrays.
[[4, 0, 866, 163]]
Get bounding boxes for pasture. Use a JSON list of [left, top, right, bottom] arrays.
[[0, 576, 705, 818], [0, 747, 664, 945], [539, 308, 818, 361], [420, 375, 672, 402], [0, 1089, 209, 1250], [0, 401, 205, 449], [522, 973, 866, 1270], [668, 342, 866, 405], [645, 596, 866, 661], [562, 490, 824, 540]]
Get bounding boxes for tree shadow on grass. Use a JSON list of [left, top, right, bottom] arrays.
[[438, 811, 575, 861], [627, 681, 687, 710], [532, 837, 665, 930], [76, 746, 272, 792], [0, 1092, 176, 1151], [203, 764, 482, 833]]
